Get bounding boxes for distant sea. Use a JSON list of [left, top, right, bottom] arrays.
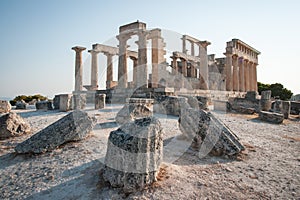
[[0, 97, 12, 101]]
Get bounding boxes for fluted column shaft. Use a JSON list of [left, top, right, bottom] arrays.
[[225, 53, 233, 91], [232, 55, 239, 91], [238, 57, 245, 92], [137, 31, 148, 88], [117, 34, 130, 88]]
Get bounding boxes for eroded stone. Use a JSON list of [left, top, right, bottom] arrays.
[[15, 110, 96, 153]]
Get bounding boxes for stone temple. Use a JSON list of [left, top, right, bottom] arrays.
[[71, 21, 260, 103]]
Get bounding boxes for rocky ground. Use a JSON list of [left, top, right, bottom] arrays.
[[0, 105, 299, 199]]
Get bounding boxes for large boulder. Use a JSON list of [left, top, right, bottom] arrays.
[[15, 110, 96, 153], [0, 112, 31, 140], [103, 117, 163, 194], [115, 103, 152, 125], [0, 100, 11, 113], [259, 111, 284, 124], [179, 108, 244, 157]]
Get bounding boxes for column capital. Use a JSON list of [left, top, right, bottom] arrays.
[[116, 33, 131, 42], [88, 49, 101, 54], [72, 46, 86, 52], [198, 40, 211, 48], [232, 54, 239, 59]]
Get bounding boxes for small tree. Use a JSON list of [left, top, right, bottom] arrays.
[[257, 82, 293, 100]]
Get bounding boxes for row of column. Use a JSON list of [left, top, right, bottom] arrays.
[[225, 53, 258, 92], [72, 46, 116, 92]]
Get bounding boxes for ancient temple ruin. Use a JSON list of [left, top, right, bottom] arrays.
[[71, 21, 260, 103]]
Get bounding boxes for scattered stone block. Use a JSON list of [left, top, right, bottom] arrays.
[[179, 108, 244, 157], [103, 117, 163, 194], [183, 96, 210, 110], [282, 101, 291, 119], [259, 111, 284, 124], [213, 100, 230, 112], [260, 90, 272, 111], [35, 101, 53, 111], [95, 94, 106, 109], [290, 101, 300, 115], [53, 95, 60, 109], [59, 94, 73, 112], [272, 100, 282, 113], [154, 96, 188, 116], [15, 110, 96, 153], [0, 100, 11, 113], [72, 94, 86, 110], [0, 112, 31, 140], [245, 91, 257, 101], [15, 100, 27, 110], [115, 103, 152, 125]]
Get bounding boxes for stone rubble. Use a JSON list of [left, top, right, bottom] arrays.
[[15, 110, 96, 153], [35, 101, 53, 111], [103, 117, 163, 194], [0, 112, 31, 140]]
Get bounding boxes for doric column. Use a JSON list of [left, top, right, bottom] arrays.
[[88, 49, 100, 90], [182, 35, 187, 54], [137, 31, 148, 88], [191, 42, 195, 56], [244, 59, 250, 91], [180, 58, 187, 77], [129, 56, 138, 87], [117, 34, 130, 88], [151, 29, 165, 88], [190, 62, 196, 78], [172, 56, 178, 75], [72, 46, 86, 92], [238, 57, 245, 92], [199, 42, 210, 90], [225, 53, 233, 91], [232, 54, 239, 91], [104, 52, 114, 89], [253, 63, 258, 91]]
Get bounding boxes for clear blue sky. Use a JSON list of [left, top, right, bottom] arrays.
[[0, 0, 299, 99]]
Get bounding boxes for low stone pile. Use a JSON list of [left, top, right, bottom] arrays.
[[179, 108, 244, 157], [15, 110, 96, 153], [102, 117, 163, 194], [0, 112, 31, 140]]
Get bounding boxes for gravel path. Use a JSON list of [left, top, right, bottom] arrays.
[[0, 105, 299, 199]]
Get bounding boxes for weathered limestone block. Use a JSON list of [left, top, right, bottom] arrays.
[[259, 111, 284, 124], [115, 104, 152, 125], [0, 112, 31, 140], [35, 101, 53, 111], [59, 94, 73, 112], [53, 95, 60, 109], [103, 117, 163, 194], [228, 96, 259, 114], [95, 94, 106, 109], [245, 91, 257, 101], [15, 110, 96, 153], [291, 101, 300, 115], [72, 94, 86, 110], [0, 100, 11, 113], [16, 100, 26, 110], [179, 108, 244, 157], [183, 96, 210, 110], [213, 100, 230, 112], [282, 101, 291, 119], [154, 96, 188, 116], [272, 100, 282, 113], [260, 90, 272, 111]]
